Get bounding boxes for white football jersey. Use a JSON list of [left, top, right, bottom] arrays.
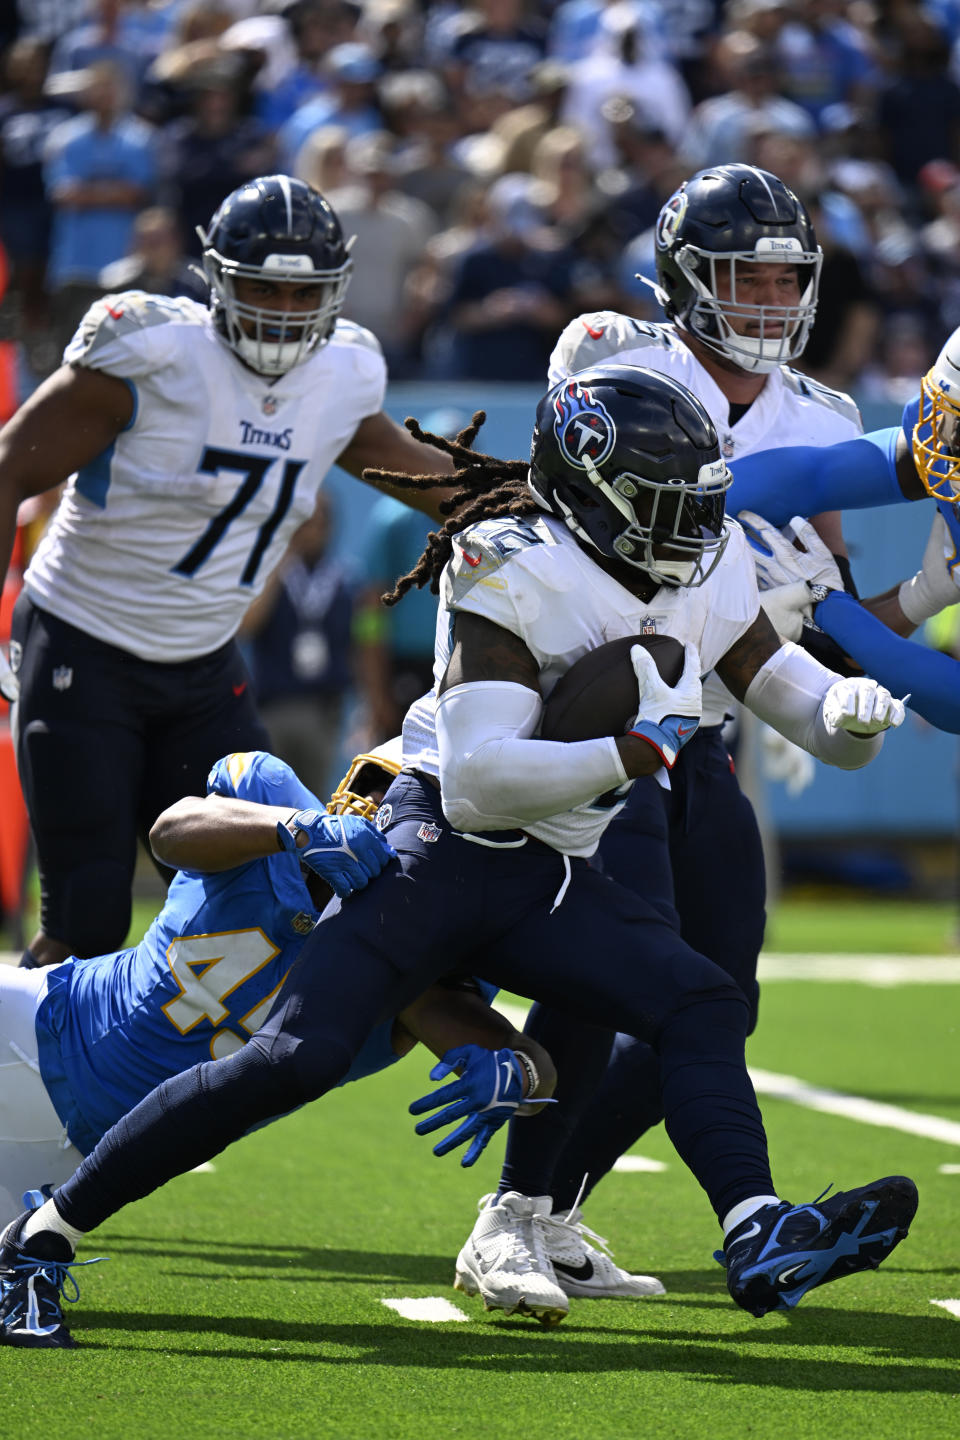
[[548, 313, 863, 721], [25, 292, 387, 662], [402, 512, 760, 856]]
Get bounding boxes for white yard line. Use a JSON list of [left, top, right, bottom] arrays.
[[931, 1299, 960, 1320], [749, 1068, 960, 1145], [380, 1297, 470, 1322]]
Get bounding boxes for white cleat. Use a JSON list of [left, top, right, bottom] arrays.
[[453, 1192, 569, 1327], [538, 1206, 666, 1300]]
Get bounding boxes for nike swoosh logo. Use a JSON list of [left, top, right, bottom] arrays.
[[476, 1245, 504, 1276], [676, 723, 697, 737], [726, 1220, 763, 1250], [460, 548, 482, 568], [582, 320, 605, 339], [232, 682, 248, 697], [777, 1262, 808, 1285], [552, 1258, 594, 1281]]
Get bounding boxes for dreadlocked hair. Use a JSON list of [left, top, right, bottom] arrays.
[[364, 411, 541, 607]]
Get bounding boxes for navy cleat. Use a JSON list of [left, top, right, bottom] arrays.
[[0, 1212, 99, 1350], [719, 1175, 919, 1318]]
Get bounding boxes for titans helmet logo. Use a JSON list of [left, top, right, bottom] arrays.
[[553, 381, 616, 470], [655, 189, 688, 251]]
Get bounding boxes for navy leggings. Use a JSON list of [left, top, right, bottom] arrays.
[[55, 772, 772, 1232]]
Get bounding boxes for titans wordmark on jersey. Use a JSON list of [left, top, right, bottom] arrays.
[[402, 513, 760, 857], [25, 292, 387, 662]]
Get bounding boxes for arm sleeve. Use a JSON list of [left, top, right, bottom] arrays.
[[814, 589, 960, 732], [744, 641, 883, 769], [435, 680, 628, 831], [729, 431, 905, 526]]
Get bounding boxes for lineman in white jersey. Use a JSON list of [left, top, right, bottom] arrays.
[[482, 164, 877, 1283], [0, 368, 914, 1345], [0, 175, 452, 970]]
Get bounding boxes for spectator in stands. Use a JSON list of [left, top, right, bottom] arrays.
[[876, 8, 960, 195], [560, 2, 690, 168], [158, 56, 274, 257], [98, 205, 209, 305], [252, 0, 354, 133], [46, 0, 163, 102], [442, 0, 548, 107], [435, 171, 578, 381], [774, 0, 879, 124], [380, 71, 471, 227], [681, 32, 813, 170], [278, 40, 384, 173], [43, 59, 158, 360], [0, 37, 70, 374], [241, 492, 355, 801], [323, 129, 436, 374]]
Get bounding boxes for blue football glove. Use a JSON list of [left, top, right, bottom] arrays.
[[409, 1044, 527, 1167], [276, 810, 396, 897]]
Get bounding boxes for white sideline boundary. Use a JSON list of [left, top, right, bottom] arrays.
[[494, 1000, 960, 1148]]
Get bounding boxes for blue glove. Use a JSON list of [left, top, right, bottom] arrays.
[[276, 810, 396, 897], [409, 1044, 526, 1167]]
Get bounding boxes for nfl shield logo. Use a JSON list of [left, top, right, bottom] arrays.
[[52, 665, 73, 691], [292, 911, 315, 935], [417, 822, 442, 844], [641, 617, 657, 635], [262, 394, 279, 416]]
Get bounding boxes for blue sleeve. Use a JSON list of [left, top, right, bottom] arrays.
[[814, 589, 960, 732], [728, 431, 906, 525]]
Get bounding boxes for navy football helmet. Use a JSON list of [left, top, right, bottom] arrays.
[[528, 365, 732, 587], [653, 164, 821, 373], [198, 175, 353, 376]]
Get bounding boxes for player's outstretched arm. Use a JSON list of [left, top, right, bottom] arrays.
[[729, 430, 922, 528], [810, 587, 960, 732], [336, 409, 456, 520], [396, 983, 556, 1108], [717, 609, 905, 769], [150, 793, 396, 894]]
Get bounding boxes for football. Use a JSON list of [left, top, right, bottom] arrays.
[[540, 634, 685, 743]]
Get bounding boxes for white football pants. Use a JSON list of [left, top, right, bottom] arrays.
[[0, 964, 83, 1228]]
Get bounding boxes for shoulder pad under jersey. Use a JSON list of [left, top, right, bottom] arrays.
[[446, 514, 556, 606], [551, 313, 673, 380], [67, 290, 206, 365], [780, 367, 862, 429], [329, 318, 385, 359]]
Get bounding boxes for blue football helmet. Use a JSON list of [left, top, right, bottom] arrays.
[[654, 164, 822, 374], [913, 324, 960, 503], [528, 365, 732, 587], [198, 175, 353, 376]]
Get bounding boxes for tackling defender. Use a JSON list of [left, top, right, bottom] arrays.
[[0, 744, 554, 1234], [727, 322, 960, 732], [0, 367, 914, 1346], [0, 174, 453, 972]]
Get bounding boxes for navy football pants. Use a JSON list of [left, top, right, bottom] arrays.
[[54, 772, 773, 1232], [499, 726, 767, 1210], [11, 595, 269, 957]]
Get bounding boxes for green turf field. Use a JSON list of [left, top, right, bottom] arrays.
[[1, 900, 957, 1439]]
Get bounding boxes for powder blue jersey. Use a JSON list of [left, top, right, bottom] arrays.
[[727, 397, 960, 731], [34, 752, 403, 1154]]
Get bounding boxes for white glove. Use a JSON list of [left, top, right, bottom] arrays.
[[822, 677, 907, 736], [627, 640, 702, 768], [0, 648, 18, 704], [759, 723, 816, 796], [898, 512, 960, 626], [757, 579, 814, 642], [738, 511, 844, 591]]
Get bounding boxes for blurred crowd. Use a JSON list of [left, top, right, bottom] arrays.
[[2, 0, 960, 397]]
